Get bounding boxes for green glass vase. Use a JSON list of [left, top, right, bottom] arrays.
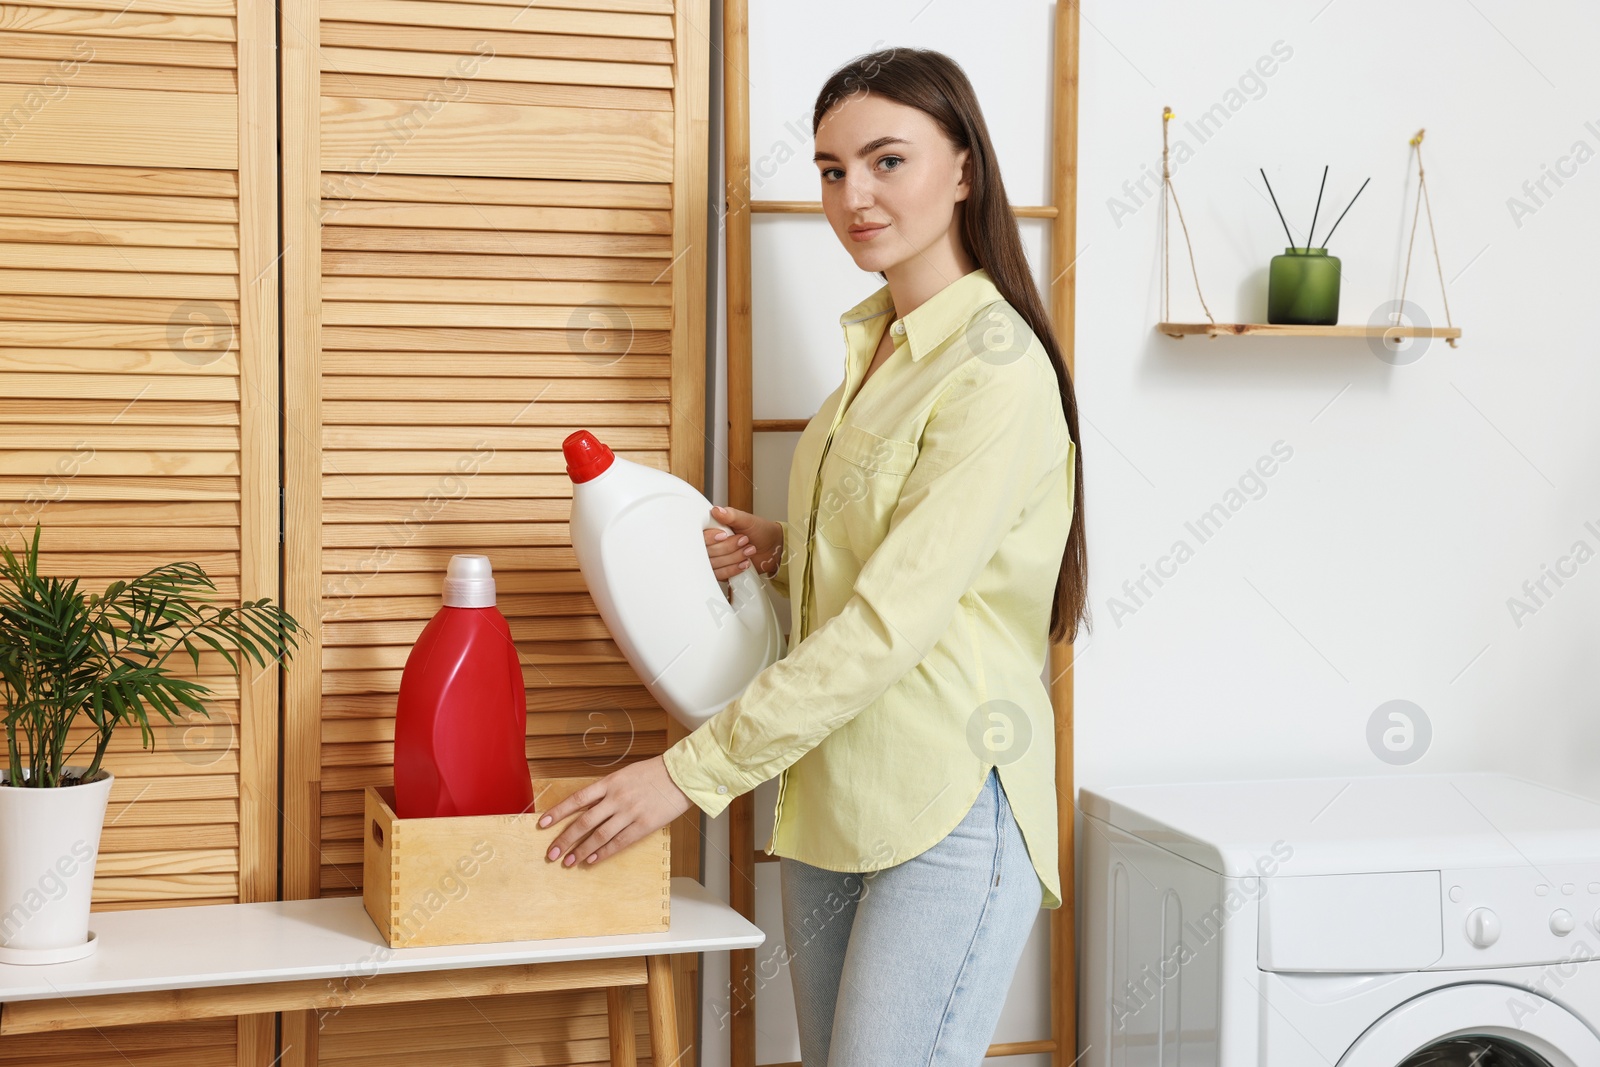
[[1267, 247, 1341, 325]]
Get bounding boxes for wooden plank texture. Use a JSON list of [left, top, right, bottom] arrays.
[[282, 0, 710, 1062], [0, 0, 278, 1064]]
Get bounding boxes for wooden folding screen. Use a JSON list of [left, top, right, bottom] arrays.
[[280, 0, 710, 1065], [0, 0, 708, 1064], [0, 0, 280, 1063]]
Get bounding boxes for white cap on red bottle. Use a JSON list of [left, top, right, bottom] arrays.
[[442, 554, 496, 607]]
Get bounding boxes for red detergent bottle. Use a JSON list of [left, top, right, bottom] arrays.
[[393, 554, 534, 819]]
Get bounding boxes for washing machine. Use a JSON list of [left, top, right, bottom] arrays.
[[1079, 772, 1600, 1066]]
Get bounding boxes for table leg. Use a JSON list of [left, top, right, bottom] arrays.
[[645, 953, 682, 1067], [607, 985, 639, 1066]]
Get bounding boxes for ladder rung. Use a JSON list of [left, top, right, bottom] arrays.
[[752, 419, 807, 433], [749, 199, 1057, 219], [754, 1037, 1055, 1067]]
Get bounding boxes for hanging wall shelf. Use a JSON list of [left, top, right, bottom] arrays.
[[1156, 114, 1462, 347], [1156, 322, 1462, 340]]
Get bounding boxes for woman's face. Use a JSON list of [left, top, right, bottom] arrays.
[[813, 92, 971, 274]]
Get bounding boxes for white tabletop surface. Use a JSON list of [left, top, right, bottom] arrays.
[[0, 876, 764, 1003]]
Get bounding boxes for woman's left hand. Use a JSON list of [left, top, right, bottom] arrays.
[[537, 755, 695, 868]]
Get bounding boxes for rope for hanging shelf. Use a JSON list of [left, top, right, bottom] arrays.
[[1399, 128, 1458, 348], [1162, 106, 1215, 330]]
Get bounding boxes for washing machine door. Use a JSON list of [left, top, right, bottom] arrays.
[[1338, 984, 1600, 1066]]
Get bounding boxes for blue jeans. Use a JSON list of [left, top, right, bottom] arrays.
[[778, 767, 1042, 1066]]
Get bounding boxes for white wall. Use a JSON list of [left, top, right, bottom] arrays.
[[699, 1, 1600, 1064], [1075, 0, 1600, 799]]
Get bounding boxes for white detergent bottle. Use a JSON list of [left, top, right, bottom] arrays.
[[563, 429, 786, 730]]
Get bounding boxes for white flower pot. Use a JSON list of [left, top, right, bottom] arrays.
[[0, 766, 112, 965]]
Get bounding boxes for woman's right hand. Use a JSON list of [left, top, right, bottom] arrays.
[[704, 505, 783, 583]]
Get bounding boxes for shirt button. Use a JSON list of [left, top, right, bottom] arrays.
[[892, 320, 905, 335], [716, 785, 728, 794]]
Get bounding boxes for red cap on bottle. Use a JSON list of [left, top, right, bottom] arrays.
[[563, 429, 615, 483]]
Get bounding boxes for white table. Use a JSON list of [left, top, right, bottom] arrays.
[[0, 875, 764, 1066]]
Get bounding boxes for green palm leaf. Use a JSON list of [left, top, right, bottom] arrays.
[[0, 523, 302, 788]]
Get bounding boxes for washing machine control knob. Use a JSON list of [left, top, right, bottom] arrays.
[[1465, 907, 1501, 947], [1550, 908, 1576, 936]]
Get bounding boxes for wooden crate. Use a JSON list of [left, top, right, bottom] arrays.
[[361, 777, 671, 948]]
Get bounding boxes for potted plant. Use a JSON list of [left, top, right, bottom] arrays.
[[0, 524, 301, 964]]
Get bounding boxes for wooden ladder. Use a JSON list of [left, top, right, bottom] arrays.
[[717, 3, 1084, 1065]]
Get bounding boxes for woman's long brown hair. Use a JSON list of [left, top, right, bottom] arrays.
[[811, 46, 1091, 644]]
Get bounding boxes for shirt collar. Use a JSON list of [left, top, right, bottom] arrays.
[[837, 267, 1004, 363]]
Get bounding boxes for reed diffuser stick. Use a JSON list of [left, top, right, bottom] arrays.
[[1305, 164, 1329, 251], [1259, 168, 1296, 248], [1319, 177, 1371, 247]]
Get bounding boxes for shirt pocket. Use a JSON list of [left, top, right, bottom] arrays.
[[815, 423, 919, 561]]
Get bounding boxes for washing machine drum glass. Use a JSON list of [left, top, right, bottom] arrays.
[[1397, 1036, 1552, 1066]]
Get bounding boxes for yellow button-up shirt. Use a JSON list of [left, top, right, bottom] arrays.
[[661, 267, 1075, 909]]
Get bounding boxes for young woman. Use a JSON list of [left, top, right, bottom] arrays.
[[537, 46, 1088, 1066]]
